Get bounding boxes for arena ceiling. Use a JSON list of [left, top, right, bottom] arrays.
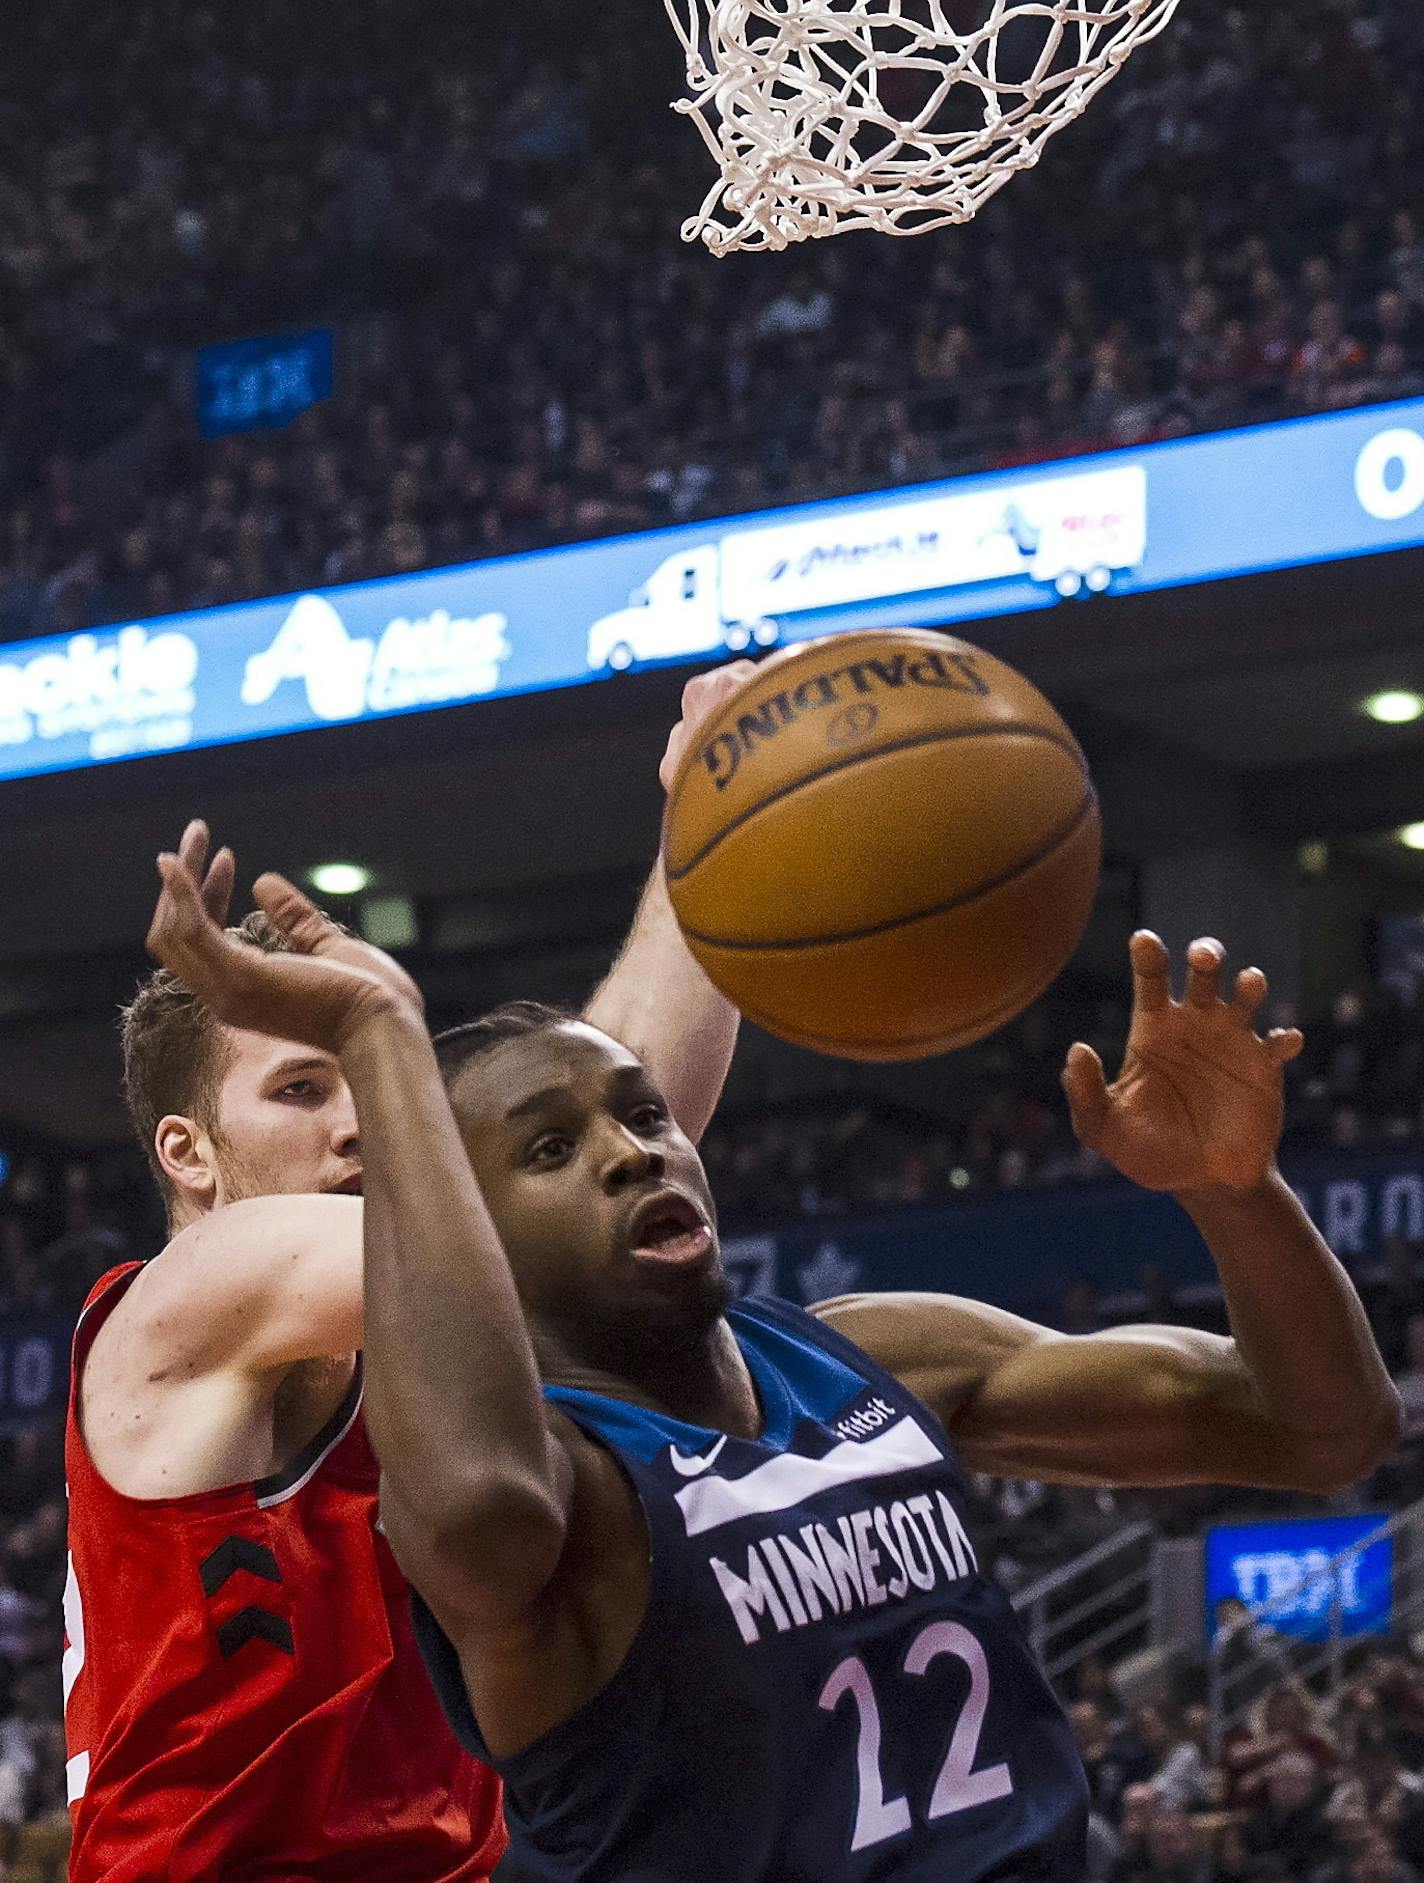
[[2, 545, 1423, 1141]]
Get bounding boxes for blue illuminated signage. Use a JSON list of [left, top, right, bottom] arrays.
[[0, 1320, 67, 1431], [195, 329, 334, 438], [4, 395, 1424, 783], [1205, 1513, 1393, 1644]]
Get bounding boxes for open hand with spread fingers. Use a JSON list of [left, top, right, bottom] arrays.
[[1061, 931, 1305, 1195], [146, 819, 423, 1057]]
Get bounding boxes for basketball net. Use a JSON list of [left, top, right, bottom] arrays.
[[662, 0, 1180, 254]]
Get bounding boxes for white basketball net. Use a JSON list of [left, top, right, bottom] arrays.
[[662, 0, 1181, 254]]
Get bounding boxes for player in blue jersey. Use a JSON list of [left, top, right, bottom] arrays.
[[145, 831, 1402, 1883]]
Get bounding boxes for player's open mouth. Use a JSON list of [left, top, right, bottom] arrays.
[[628, 1193, 713, 1264]]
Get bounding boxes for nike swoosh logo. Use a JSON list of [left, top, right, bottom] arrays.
[[668, 1436, 728, 1479]]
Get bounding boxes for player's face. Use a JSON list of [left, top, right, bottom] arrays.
[[208, 1028, 363, 1205], [452, 1024, 726, 1340]]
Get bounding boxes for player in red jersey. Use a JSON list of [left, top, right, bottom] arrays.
[[63, 671, 746, 1883]]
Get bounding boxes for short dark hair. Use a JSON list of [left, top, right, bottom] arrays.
[[432, 1001, 573, 1099], [120, 911, 296, 1204]]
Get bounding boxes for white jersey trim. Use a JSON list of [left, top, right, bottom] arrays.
[[674, 1415, 941, 1537], [256, 1384, 364, 1509]]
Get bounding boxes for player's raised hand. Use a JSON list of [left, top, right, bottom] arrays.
[[147, 820, 423, 1056], [1061, 931, 1305, 1194], [659, 661, 757, 792]]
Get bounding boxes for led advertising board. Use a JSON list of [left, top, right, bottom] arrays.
[[4, 397, 1424, 783], [1205, 1513, 1393, 1644]]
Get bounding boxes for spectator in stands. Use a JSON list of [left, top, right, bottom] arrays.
[[1071, 1699, 1151, 1823], [1212, 1596, 1296, 1717], [1226, 1681, 1338, 1808], [1074, 1652, 1129, 1727], [1109, 1804, 1213, 1883], [1328, 1725, 1424, 1841], [1340, 1834, 1422, 1883], [1134, 1700, 1208, 1812], [1240, 1750, 1338, 1877], [1107, 1783, 1159, 1873]]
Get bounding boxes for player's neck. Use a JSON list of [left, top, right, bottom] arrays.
[[535, 1315, 764, 1438]]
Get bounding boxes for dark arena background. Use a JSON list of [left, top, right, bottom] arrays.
[[3, 0, 1424, 1876]]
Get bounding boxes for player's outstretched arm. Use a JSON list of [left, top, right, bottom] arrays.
[[816, 934, 1401, 1492], [145, 824, 577, 1628], [582, 666, 745, 1144]]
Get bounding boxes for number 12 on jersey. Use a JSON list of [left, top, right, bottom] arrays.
[[819, 1621, 1013, 1853]]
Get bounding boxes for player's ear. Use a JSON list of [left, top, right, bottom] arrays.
[[155, 1116, 219, 1216]]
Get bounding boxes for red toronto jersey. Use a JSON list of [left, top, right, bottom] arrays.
[[64, 1264, 507, 1882]]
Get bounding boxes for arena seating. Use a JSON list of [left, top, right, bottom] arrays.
[[2, 0, 1423, 635]]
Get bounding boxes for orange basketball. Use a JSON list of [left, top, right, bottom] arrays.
[[662, 628, 1101, 1060]]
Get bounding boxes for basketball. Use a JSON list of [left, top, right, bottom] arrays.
[[662, 629, 1101, 1060]]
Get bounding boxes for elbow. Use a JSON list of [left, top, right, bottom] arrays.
[[1281, 1389, 1405, 1494]]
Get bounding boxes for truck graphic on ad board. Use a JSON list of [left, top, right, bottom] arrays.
[[585, 464, 1148, 670], [585, 546, 779, 672]]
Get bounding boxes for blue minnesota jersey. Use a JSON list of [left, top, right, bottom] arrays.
[[412, 1297, 1088, 1882]]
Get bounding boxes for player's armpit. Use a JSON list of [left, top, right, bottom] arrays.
[[378, 1439, 572, 1637], [813, 1291, 1369, 1493], [116, 1194, 364, 1378], [380, 1406, 619, 1637], [383, 1410, 655, 1759]]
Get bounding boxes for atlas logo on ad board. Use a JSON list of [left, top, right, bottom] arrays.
[[242, 594, 512, 724]]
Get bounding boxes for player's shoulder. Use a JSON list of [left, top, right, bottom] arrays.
[[77, 1259, 145, 1319], [82, 1201, 292, 1382]]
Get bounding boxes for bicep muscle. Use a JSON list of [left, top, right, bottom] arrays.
[[122, 1194, 365, 1377]]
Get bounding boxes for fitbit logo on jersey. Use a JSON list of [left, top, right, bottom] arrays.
[[242, 593, 512, 724], [834, 1397, 898, 1442], [700, 649, 990, 792], [0, 627, 199, 751]]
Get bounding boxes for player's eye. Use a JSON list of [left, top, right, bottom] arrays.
[[277, 1080, 319, 1100], [628, 1102, 668, 1135], [527, 1133, 573, 1167]]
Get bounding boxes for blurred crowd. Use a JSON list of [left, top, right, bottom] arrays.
[[3, 0, 1424, 632], [701, 957, 1424, 1221], [1068, 1645, 1424, 1882], [0, 1427, 70, 1875]]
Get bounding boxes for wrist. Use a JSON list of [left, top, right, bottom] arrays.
[[337, 998, 429, 1070], [1173, 1164, 1289, 1217]]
